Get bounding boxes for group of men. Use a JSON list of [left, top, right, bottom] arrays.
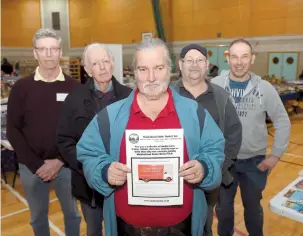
[[7, 28, 291, 236]]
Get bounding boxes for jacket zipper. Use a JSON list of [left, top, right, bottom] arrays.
[[90, 88, 100, 208], [88, 83, 117, 208], [91, 189, 96, 208]]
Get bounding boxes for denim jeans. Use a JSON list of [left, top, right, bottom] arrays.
[[215, 155, 268, 236], [19, 163, 81, 236], [80, 201, 103, 236]]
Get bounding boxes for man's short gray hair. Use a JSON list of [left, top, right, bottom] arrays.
[[81, 43, 115, 66], [32, 28, 62, 47], [132, 38, 172, 72]]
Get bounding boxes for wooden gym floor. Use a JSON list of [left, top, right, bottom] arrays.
[[1, 114, 303, 236]]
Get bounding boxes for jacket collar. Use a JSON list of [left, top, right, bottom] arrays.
[[85, 76, 129, 99], [114, 85, 187, 122], [174, 78, 213, 95], [34, 67, 65, 82]]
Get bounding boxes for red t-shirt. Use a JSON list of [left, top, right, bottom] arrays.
[[114, 89, 193, 227]]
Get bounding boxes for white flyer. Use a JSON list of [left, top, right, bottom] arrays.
[[125, 129, 184, 206]]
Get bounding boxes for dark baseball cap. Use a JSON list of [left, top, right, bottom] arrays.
[[180, 44, 207, 58]]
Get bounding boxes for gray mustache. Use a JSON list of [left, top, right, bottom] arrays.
[[189, 69, 201, 72], [144, 83, 160, 87], [189, 67, 201, 71]]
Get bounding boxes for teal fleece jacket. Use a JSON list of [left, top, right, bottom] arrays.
[[76, 87, 225, 236]]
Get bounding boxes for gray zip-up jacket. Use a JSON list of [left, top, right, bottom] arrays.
[[172, 79, 242, 186], [212, 70, 291, 159]]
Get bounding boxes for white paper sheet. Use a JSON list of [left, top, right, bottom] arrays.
[[126, 129, 184, 206]]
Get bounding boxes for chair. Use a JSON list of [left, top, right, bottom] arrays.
[[1, 142, 19, 188]]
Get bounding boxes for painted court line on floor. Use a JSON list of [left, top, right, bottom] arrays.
[[1, 207, 29, 219], [234, 228, 248, 236], [1, 179, 65, 236], [1, 179, 27, 206], [283, 152, 303, 158], [1, 198, 58, 219], [268, 149, 303, 159], [50, 198, 58, 203]]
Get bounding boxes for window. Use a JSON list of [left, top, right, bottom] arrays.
[[286, 57, 294, 65], [272, 57, 279, 64], [52, 12, 60, 30]]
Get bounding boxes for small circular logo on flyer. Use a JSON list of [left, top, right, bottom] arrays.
[[129, 133, 139, 144]]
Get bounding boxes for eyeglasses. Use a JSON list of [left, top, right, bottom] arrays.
[[35, 47, 61, 54], [182, 58, 207, 65]]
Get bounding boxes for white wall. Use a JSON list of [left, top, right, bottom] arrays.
[[40, 0, 70, 53]]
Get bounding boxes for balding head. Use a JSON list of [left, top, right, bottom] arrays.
[[82, 43, 114, 83]]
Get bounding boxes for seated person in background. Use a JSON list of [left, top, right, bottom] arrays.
[[209, 64, 219, 78], [12, 61, 21, 76], [1, 58, 13, 76]]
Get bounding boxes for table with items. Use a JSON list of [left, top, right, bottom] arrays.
[[269, 171, 303, 223]]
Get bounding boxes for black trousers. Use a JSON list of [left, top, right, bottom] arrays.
[[117, 214, 192, 236]]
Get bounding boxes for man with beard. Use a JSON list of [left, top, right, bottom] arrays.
[[212, 38, 291, 236], [173, 44, 242, 236], [76, 38, 225, 236]]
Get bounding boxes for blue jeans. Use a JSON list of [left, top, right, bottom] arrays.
[[215, 155, 268, 236], [19, 163, 81, 236], [80, 202, 103, 236]]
